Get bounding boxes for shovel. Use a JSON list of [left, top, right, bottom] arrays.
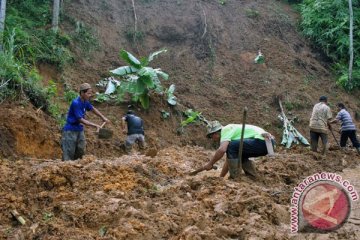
[[97, 122, 113, 139], [231, 107, 247, 179], [189, 165, 218, 176], [329, 127, 340, 147]]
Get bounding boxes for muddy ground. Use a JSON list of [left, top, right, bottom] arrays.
[[1, 0, 360, 239], [1, 144, 359, 239]]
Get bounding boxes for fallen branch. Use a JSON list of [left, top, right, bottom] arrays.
[[200, 5, 207, 38], [131, 0, 138, 43]]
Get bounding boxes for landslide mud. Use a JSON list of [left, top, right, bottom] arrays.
[[1, 146, 359, 239]]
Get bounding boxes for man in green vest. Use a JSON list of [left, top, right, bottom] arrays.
[[202, 121, 274, 178]]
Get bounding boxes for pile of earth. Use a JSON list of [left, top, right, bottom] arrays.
[[1, 145, 359, 239]]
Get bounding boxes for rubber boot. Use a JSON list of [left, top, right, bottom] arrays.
[[227, 158, 239, 179], [242, 160, 257, 179], [124, 142, 132, 154]]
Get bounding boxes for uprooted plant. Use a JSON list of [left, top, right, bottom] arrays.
[[177, 109, 210, 134], [108, 49, 169, 109]]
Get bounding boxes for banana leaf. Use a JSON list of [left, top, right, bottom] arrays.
[[154, 68, 169, 80], [278, 114, 310, 148], [110, 66, 138, 76], [148, 49, 167, 63], [120, 50, 141, 68], [166, 84, 177, 106]]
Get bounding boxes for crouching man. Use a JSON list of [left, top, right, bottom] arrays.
[[201, 121, 274, 179]]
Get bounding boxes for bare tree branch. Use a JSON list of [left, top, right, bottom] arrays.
[[200, 5, 207, 39]]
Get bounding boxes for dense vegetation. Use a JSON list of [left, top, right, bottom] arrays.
[[0, 0, 96, 124], [300, 0, 360, 89]]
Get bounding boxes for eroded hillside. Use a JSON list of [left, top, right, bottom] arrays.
[[1, 0, 360, 239]]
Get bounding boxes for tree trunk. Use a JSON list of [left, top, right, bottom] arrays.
[[348, 0, 354, 86], [0, 0, 7, 51], [52, 0, 60, 32]]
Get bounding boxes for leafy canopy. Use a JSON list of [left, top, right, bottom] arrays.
[[300, 0, 360, 89]]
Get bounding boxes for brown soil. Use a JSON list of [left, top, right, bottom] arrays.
[[1, 147, 359, 239], [1, 0, 360, 239]]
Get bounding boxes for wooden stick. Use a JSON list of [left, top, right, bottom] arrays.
[[237, 107, 248, 173], [100, 122, 107, 128], [10, 210, 26, 225]]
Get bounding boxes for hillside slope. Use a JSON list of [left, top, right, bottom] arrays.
[[1, 1, 360, 239], [60, 0, 358, 153]]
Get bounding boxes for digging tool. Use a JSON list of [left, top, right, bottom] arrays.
[[97, 122, 113, 139], [329, 127, 340, 147], [189, 165, 218, 176], [230, 107, 248, 179]]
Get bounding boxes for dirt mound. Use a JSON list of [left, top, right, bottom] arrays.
[[1, 145, 359, 239], [0, 103, 61, 159]]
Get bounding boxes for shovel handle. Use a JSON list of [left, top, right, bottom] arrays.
[[330, 128, 340, 147], [100, 122, 107, 129], [189, 165, 217, 176]]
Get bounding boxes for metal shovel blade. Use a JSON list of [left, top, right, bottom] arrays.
[[98, 128, 113, 139]]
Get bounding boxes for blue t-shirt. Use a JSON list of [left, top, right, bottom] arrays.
[[63, 97, 93, 131]]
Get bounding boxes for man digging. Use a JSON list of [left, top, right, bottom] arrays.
[[61, 83, 110, 161], [201, 121, 275, 179]]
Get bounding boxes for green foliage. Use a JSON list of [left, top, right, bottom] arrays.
[[284, 101, 303, 111], [5, 1, 74, 70], [181, 109, 202, 127], [0, 0, 97, 127], [245, 9, 260, 18], [160, 110, 170, 119], [94, 93, 111, 103], [0, 30, 53, 111], [218, 0, 227, 5], [71, 21, 99, 57], [300, 0, 360, 89], [42, 212, 53, 222], [125, 29, 144, 44], [110, 49, 169, 109], [98, 226, 107, 237], [336, 64, 360, 90], [63, 89, 78, 104]]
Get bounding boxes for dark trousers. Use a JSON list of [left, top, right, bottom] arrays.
[[61, 130, 86, 160], [226, 139, 268, 162], [340, 130, 360, 148], [310, 131, 328, 153]]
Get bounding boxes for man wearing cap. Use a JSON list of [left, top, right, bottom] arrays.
[[309, 96, 332, 154], [121, 109, 145, 153], [61, 83, 109, 160], [202, 121, 274, 178]]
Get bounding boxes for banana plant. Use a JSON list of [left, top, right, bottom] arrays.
[[110, 49, 168, 109]]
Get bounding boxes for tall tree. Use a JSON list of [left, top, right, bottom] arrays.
[[0, 0, 6, 51], [52, 0, 60, 32], [348, 0, 354, 86]]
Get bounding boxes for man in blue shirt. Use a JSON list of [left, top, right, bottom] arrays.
[[62, 83, 109, 160]]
